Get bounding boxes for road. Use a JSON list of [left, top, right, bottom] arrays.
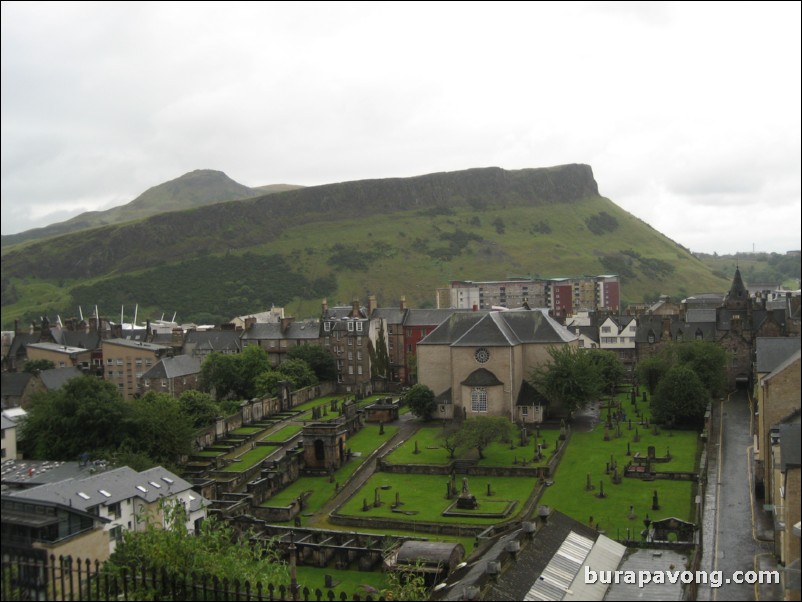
[[698, 390, 777, 601]]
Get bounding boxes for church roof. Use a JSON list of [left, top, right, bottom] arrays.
[[461, 368, 504, 387]]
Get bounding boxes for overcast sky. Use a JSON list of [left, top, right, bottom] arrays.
[[2, 2, 800, 254]]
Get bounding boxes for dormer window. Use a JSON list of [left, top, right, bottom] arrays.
[[647, 330, 655, 344], [324, 322, 331, 332], [347, 321, 355, 332], [356, 322, 363, 332]]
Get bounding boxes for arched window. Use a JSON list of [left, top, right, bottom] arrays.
[[471, 388, 488, 412]]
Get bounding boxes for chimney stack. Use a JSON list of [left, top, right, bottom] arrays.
[[321, 298, 329, 315], [368, 295, 377, 316], [400, 296, 407, 311]]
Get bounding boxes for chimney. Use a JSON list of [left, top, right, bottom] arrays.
[[280, 316, 294, 333], [351, 298, 360, 317], [472, 304, 478, 312], [400, 296, 407, 311], [368, 295, 377, 316], [321, 298, 328, 315], [244, 316, 257, 331]]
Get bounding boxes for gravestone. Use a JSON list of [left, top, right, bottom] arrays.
[[647, 446, 656, 460], [456, 477, 478, 509]]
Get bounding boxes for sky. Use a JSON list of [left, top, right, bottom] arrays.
[[1, 1, 800, 255]]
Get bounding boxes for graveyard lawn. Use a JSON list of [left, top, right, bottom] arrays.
[[263, 425, 398, 514], [336, 473, 535, 525], [386, 425, 557, 468], [220, 445, 280, 473], [261, 424, 304, 443], [538, 428, 700, 540]]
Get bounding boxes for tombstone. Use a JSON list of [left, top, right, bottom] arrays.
[[628, 419, 632, 431], [413, 440, 419, 454], [626, 441, 632, 456], [456, 477, 478, 509], [536, 444, 543, 461], [634, 428, 640, 443], [513, 456, 518, 465], [446, 481, 453, 499], [604, 425, 610, 441], [374, 488, 381, 508], [647, 446, 656, 460], [559, 420, 567, 441], [521, 427, 528, 447], [666, 447, 671, 460], [328, 466, 335, 483], [362, 498, 369, 511], [323, 406, 328, 416], [395, 491, 401, 507], [605, 461, 610, 475], [642, 391, 647, 402], [629, 505, 636, 520], [586, 473, 594, 491], [631, 390, 637, 404], [612, 467, 621, 484], [597, 481, 606, 498], [486, 482, 493, 497], [652, 490, 660, 510], [294, 516, 301, 527], [379, 422, 385, 435], [616, 423, 622, 438], [325, 574, 334, 588]]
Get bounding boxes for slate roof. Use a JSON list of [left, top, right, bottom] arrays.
[[435, 388, 453, 404], [461, 368, 504, 387], [7, 333, 41, 359], [1, 460, 110, 489], [685, 308, 717, 323], [779, 422, 801, 471], [241, 321, 319, 341], [516, 381, 549, 406], [421, 309, 576, 348], [755, 337, 801, 374], [10, 465, 202, 512], [52, 329, 101, 350], [39, 367, 83, 391], [763, 350, 801, 385], [574, 325, 599, 343], [141, 355, 201, 380], [371, 307, 407, 324], [404, 308, 470, 327], [1, 372, 34, 397], [184, 330, 242, 351]]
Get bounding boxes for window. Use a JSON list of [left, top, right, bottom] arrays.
[[107, 358, 113, 365], [695, 329, 704, 341], [347, 321, 355, 332], [356, 322, 363, 332], [357, 365, 363, 375], [348, 352, 353, 361], [357, 351, 362, 361], [357, 336, 362, 346], [601, 326, 611, 333], [324, 321, 331, 332], [647, 331, 655, 344], [348, 337, 353, 346], [471, 388, 488, 412], [676, 330, 683, 342], [521, 406, 529, 416], [348, 366, 354, 375]]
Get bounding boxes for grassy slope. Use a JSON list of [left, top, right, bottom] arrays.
[[0, 196, 728, 328]]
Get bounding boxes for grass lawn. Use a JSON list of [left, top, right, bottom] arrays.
[[337, 473, 536, 525], [220, 445, 279, 473], [230, 426, 265, 436], [295, 565, 385, 598], [385, 425, 557, 468], [193, 450, 226, 457], [539, 428, 699, 539], [261, 424, 303, 443], [264, 425, 398, 514]]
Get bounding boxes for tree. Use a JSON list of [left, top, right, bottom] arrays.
[[129, 392, 195, 468], [107, 503, 288, 595], [275, 358, 318, 389], [23, 359, 55, 375], [404, 384, 436, 420], [439, 424, 461, 459], [237, 345, 271, 399], [454, 416, 512, 459], [637, 355, 669, 395], [652, 365, 709, 427], [19, 376, 132, 460], [254, 370, 294, 398], [179, 390, 221, 429], [286, 345, 337, 381], [199, 352, 240, 400], [529, 346, 602, 416], [673, 341, 726, 398], [587, 349, 626, 396]]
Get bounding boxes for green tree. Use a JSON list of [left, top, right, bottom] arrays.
[[254, 370, 293, 398], [529, 346, 601, 415], [454, 416, 512, 459], [275, 358, 318, 389], [286, 345, 337, 381], [652, 365, 709, 427], [673, 341, 726, 398], [637, 355, 670, 395], [404, 384, 436, 420], [587, 349, 626, 395], [237, 345, 271, 398], [129, 392, 194, 468], [23, 359, 55, 375], [178, 390, 221, 429], [108, 503, 288, 595], [19, 377, 132, 460], [199, 352, 240, 400]]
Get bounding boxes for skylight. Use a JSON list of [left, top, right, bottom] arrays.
[[161, 477, 174, 484], [77, 492, 91, 500], [99, 489, 112, 498], [136, 485, 148, 493], [148, 481, 161, 489]]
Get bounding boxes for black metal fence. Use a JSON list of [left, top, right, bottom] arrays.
[[1, 549, 386, 602]]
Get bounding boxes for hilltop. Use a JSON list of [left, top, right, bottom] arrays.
[[1, 170, 303, 248], [0, 164, 730, 327]]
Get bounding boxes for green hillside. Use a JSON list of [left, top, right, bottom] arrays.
[[0, 165, 730, 328], [1, 170, 301, 249]]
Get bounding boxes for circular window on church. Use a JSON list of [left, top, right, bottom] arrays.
[[474, 348, 490, 363]]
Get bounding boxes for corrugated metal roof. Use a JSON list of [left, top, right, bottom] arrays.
[[564, 535, 626, 601], [525, 531, 593, 601]]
